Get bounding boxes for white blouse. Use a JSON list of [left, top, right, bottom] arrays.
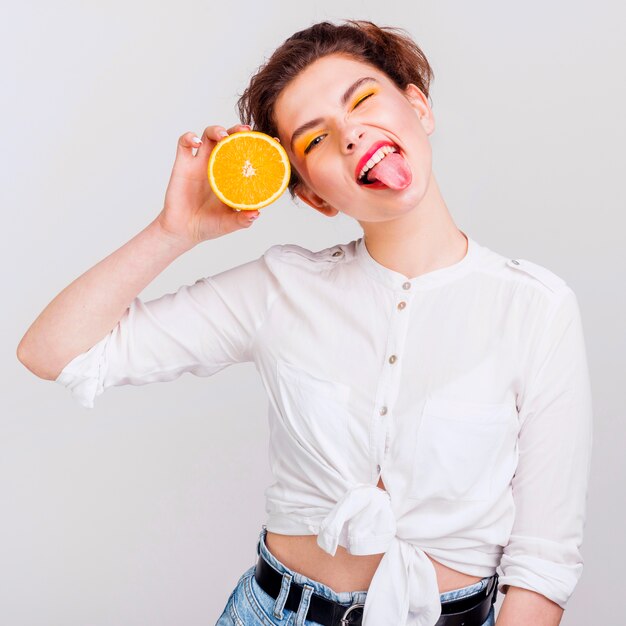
[[55, 231, 593, 626]]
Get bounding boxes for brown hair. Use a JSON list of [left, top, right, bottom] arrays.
[[235, 19, 435, 201]]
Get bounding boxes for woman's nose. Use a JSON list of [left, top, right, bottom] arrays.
[[343, 127, 365, 152]]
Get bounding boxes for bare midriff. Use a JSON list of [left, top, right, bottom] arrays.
[[264, 476, 484, 594]]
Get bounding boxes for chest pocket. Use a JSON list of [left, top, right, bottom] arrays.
[[275, 359, 352, 471], [410, 396, 516, 502]]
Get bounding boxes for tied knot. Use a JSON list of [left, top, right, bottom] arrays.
[[317, 483, 396, 557], [316, 483, 443, 626]]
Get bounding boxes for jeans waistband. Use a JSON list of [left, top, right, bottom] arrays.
[[255, 525, 494, 606]]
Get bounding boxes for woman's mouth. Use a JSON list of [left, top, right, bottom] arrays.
[[356, 144, 412, 190], [356, 144, 399, 184]]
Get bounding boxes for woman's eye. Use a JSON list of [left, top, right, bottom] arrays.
[[304, 134, 325, 154], [354, 92, 374, 107]]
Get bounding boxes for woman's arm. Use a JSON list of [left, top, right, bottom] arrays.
[[17, 123, 255, 381], [496, 585, 564, 625], [496, 285, 593, 615], [17, 218, 193, 381]]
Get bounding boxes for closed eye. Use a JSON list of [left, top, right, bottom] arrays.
[[354, 92, 375, 107], [304, 92, 376, 154]]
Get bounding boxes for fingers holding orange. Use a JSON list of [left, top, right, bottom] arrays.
[[175, 131, 204, 159], [177, 125, 253, 160], [199, 123, 250, 144], [190, 124, 251, 160], [230, 123, 252, 133]]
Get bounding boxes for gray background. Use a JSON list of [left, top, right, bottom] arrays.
[[3, 1, 623, 625]]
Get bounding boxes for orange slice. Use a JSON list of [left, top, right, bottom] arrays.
[[207, 130, 291, 210]]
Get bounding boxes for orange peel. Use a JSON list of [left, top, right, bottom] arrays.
[[207, 130, 291, 210]]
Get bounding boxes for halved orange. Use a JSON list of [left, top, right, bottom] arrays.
[[207, 130, 291, 210]]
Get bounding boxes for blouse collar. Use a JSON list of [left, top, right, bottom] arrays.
[[355, 230, 484, 290]]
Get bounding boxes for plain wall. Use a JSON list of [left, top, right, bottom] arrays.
[[3, 1, 623, 624]]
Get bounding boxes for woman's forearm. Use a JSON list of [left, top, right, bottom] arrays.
[[16, 217, 194, 381], [495, 585, 564, 626]]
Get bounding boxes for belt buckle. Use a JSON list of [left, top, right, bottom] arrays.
[[340, 602, 365, 625]]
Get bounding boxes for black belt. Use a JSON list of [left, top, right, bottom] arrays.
[[254, 550, 498, 626]]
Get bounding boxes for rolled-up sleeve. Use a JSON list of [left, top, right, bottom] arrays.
[[55, 246, 282, 409], [498, 286, 593, 609]]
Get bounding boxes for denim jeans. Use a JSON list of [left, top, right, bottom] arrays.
[[216, 527, 496, 626]]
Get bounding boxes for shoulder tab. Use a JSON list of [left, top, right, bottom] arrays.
[[505, 258, 567, 293], [280, 243, 346, 263], [280, 243, 315, 259]]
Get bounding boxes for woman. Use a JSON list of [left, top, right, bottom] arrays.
[[17, 19, 592, 626]]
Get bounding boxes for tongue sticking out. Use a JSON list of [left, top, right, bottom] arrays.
[[366, 152, 412, 190]]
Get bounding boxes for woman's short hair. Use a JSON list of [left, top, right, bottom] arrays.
[[235, 19, 435, 200]]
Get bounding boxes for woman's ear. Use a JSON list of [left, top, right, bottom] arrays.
[[404, 83, 435, 135], [294, 183, 340, 217]]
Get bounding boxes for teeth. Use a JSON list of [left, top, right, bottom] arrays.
[[358, 145, 397, 182]]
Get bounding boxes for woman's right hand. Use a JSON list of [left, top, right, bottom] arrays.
[[156, 124, 260, 249]]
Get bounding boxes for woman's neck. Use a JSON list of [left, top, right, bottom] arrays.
[[359, 172, 469, 280]]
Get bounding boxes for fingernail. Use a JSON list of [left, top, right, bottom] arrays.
[[218, 130, 228, 138], [192, 136, 202, 144]]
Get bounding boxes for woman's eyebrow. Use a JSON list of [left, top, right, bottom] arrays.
[[289, 77, 380, 151]]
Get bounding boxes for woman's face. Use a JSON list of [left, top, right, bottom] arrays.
[[274, 53, 435, 222]]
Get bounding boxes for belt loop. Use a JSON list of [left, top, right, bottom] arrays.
[[273, 571, 293, 619], [491, 572, 499, 603], [256, 525, 266, 557], [294, 583, 314, 626]]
